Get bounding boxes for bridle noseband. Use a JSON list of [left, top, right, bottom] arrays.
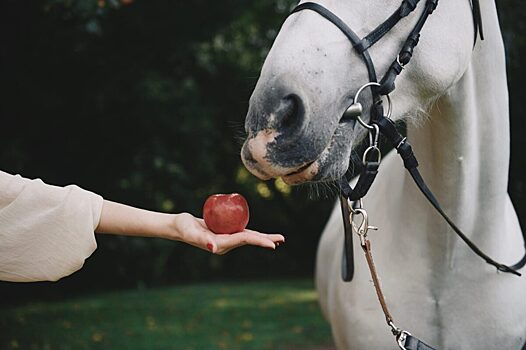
[[288, 1, 524, 349]]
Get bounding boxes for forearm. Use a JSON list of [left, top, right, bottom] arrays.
[[95, 200, 177, 240], [95, 199, 284, 255]]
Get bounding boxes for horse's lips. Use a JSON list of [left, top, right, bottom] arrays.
[[281, 118, 354, 184], [243, 115, 354, 184], [284, 161, 315, 176], [282, 160, 319, 184]]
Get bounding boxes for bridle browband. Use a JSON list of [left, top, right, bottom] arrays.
[[289, 1, 525, 349]]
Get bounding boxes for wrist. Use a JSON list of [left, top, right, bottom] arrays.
[[162, 212, 188, 241]]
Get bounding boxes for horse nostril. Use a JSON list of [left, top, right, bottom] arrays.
[[281, 95, 299, 127], [276, 94, 304, 132]]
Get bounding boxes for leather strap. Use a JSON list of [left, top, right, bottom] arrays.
[[338, 162, 380, 201], [471, 0, 484, 43], [379, 0, 437, 94], [340, 195, 355, 282], [290, 2, 384, 118], [361, 239, 394, 324], [375, 116, 525, 276], [291, 3, 378, 84], [355, 0, 421, 53], [404, 335, 437, 350], [361, 230, 437, 349]]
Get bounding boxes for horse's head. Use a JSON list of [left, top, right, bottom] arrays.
[[241, 0, 475, 184]]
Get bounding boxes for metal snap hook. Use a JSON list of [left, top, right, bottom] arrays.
[[350, 207, 378, 246], [383, 93, 393, 120], [364, 123, 381, 163], [350, 208, 368, 235], [368, 124, 380, 147]]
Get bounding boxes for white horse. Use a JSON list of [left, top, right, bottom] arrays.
[[241, 0, 526, 348]]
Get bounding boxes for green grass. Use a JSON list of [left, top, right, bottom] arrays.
[[0, 279, 333, 350]]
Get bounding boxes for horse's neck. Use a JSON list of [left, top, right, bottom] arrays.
[[405, 1, 523, 264], [410, 43, 509, 225]]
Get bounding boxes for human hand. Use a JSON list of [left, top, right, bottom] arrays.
[[171, 213, 285, 254], [96, 201, 284, 254]]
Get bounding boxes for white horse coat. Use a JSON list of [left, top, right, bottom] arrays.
[[241, 0, 526, 348]]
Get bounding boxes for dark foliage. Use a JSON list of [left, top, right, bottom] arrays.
[[0, 0, 523, 304], [0, 0, 335, 304]]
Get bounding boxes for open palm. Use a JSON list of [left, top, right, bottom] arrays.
[[172, 213, 285, 255]]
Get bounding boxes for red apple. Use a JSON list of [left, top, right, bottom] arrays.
[[203, 193, 250, 234]]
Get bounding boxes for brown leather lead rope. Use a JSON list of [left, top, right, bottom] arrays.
[[351, 203, 436, 350], [360, 236, 437, 349], [361, 239, 394, 325], [350, 207, 401, 334]]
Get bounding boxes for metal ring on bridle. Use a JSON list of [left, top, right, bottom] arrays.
[[362, 146, 382, 164], [353, 82, 392, 129]]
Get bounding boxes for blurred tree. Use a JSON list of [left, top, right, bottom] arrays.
[[0, 0, 335, 303]]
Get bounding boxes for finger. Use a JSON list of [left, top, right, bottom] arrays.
[[188, 219, 285, 251], [265, 234, 285, 242], [194, 221, 285, 244], [243, 230, 285, 243], [236, 231, 276, 249], [216, 232, 276, 254]]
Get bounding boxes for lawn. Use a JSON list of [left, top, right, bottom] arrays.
[[0, 279, 334, 350]]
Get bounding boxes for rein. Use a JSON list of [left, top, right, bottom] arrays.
[[289, 1, 526, 349]]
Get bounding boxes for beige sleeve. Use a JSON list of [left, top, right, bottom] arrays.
[[0, 170, 103, 282]]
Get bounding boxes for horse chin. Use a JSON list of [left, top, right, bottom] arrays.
[[282, 130, 352, 185], [281, 152, 349, 185]]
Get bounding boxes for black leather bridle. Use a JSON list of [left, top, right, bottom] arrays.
[[288, 1, 526, 349]]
